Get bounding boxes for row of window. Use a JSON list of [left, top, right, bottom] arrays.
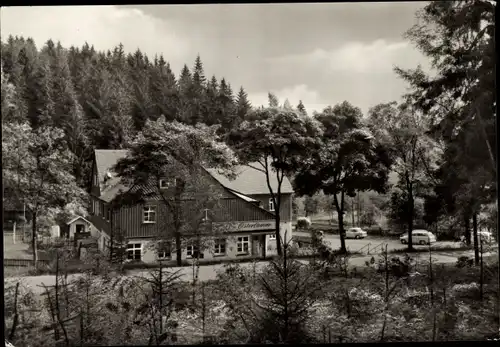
[[141, 198, 276, 225], [93, 197, 277, 224], [124, 236, 256, 261]]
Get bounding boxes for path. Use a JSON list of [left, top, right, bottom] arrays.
[[5, 249, 492, 295]]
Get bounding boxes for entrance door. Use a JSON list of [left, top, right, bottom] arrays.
[[252, 235, 261, 257]]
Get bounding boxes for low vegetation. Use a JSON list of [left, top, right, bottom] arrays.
[[4, 242, 499, 346]]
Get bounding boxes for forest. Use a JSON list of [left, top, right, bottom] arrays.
[[2, 0, 498, 345]]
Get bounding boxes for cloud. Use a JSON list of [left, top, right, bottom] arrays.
[[248, 84, 328, 114], [0, 6, 189, 69], [269, 39, 431, 74]]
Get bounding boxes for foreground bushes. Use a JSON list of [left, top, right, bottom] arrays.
[[4, 247, 499, 346]]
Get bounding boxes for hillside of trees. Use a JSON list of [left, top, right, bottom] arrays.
[[1, 36, 253, 190]]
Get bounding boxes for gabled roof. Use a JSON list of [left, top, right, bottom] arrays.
[[95, 149, 128, 184], [93, 149, 294, 202], [66, 215, 92, 225], [206, 164, 294, 195]]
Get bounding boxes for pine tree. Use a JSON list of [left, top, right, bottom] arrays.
[[178, 64, 192, 96], [190, 55, 207, 125], [178, 64, 193, 123], [235, 86, 252, 123], [29, 52, 55, 128], [217, 78, 236, 131], [192, 54, 206, 92], [149, 56, 179, 122], [297, 100, 307, 116], [283, 98, 293, 110], [268, 92, 279, 107]]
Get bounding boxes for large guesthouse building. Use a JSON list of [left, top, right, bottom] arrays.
[[87, 149, 294, 263]]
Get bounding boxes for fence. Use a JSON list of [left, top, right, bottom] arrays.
[[4, 258, 50, 267]]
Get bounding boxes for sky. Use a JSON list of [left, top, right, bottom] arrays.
[[1, 3, 432, 115]]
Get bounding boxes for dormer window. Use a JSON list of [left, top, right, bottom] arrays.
[[159, 178, 176, 189]]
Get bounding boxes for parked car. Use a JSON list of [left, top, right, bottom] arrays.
[[400, 230, 437, 245], [479, 231, 494, 243], [345, 227, 367, 239], [461, 231, 495, 244]]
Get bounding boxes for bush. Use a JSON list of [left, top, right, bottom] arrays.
[[297, 217, 312, 229], [456, 256, 474, 268]]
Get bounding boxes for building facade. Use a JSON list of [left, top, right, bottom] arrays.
[[87, 149, 294, 264]]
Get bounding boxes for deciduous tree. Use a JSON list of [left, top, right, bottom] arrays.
[[295, 102, 392, 253], [368, 102, 440, 250], [114, 116, 237, 266], [228, 106, 323, 255]]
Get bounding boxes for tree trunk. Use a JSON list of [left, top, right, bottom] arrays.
[[351, 198, 355, 227], [472, 212, 480, 266], [275, 208, 282, 256], [333, 193, 347, 253], [407, 182, 414, 251], [31, 211, 38, 269], [357, 193, 361, 227], [175, 232, 182, 266], [464, 214, 471, 246]]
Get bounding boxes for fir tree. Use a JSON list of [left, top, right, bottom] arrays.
[[268, 92, 279, 107], [297, 100, 307, 116], [236, 86, 252, 123]]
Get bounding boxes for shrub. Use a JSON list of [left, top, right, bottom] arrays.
[[296, 217, 312, 230]]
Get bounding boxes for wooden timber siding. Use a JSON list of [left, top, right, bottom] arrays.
[[91, 196, 275, 239], [247, 193, 292, 222]]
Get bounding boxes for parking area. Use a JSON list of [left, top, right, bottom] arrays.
[[293, 231, 466, 254]]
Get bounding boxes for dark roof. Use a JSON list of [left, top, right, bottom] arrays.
[[207, 165, 294, 195], [94, 149, 294, 201]]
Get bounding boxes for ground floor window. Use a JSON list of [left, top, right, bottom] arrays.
[[127, 243, 142, 260], [237, 236, 250, 254], [214, 238, 226, 256], [157, 241, 171, 260], [186, 241, 203, 259]]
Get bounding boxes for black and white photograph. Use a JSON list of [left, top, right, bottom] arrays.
[[1, 2, 498, 345]]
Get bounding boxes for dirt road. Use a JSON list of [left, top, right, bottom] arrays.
[[5, 249, 490, 295]]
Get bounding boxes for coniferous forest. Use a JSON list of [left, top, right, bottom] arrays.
[[2, 36, 253, 190]]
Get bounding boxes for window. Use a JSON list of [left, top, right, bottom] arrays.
[[269, 234, 276, 240], [93, 172, 98, 186], [106, 207, 111, 222], [214, 238, 226, 256], [186, 241, 203, 259], [100, 201, 105, 216], [269, 198, 275, 212], [157, 242, 171, 260], [159, 178, 176, 189], [143, 205, 157, 223], [127, 243, 142, 260], [237, 236, 250, 254]]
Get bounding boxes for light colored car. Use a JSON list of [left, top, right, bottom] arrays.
[[345, 227, 368, 239], [400, 229, 437, 245], [461, 231, 494, 244], [478, 231, 494, 243]]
